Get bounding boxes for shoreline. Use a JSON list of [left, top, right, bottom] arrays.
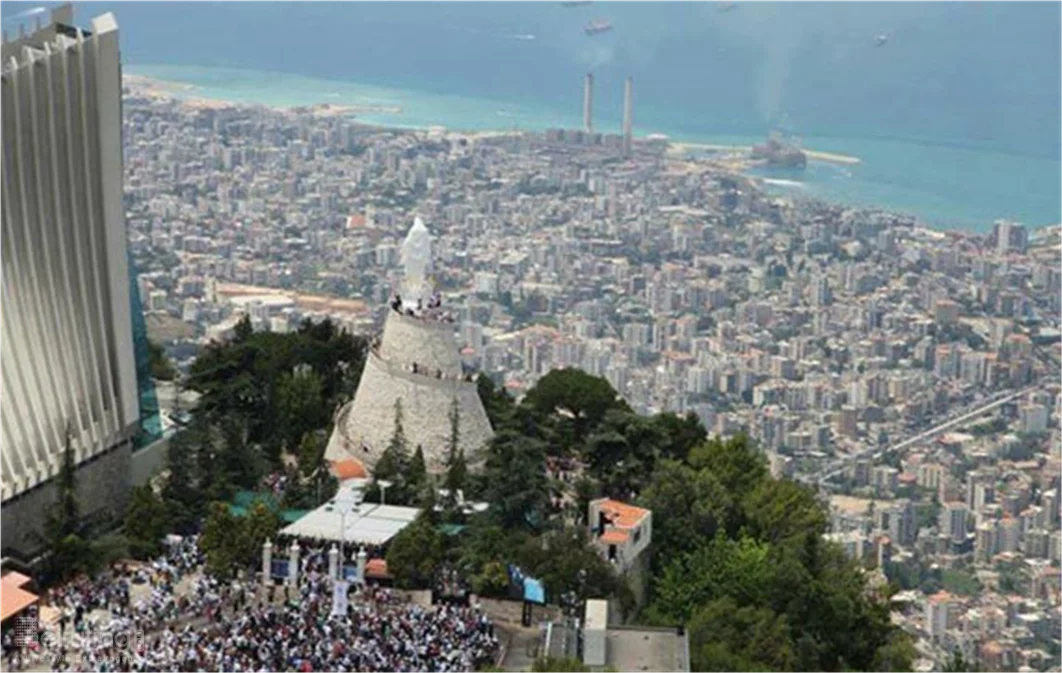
[[124, 73, 862, 165], [122, 67, 1053, 230], [669, 141, 862, 166]]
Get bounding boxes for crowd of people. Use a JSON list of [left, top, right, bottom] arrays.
[[389, 293, 455, 324], [22, 535, 499, 672], [86, 584, 498, 672]]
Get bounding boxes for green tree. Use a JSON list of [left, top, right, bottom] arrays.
[[742, 478, 827, 546], [233, 314, 253, 342], [522, 368, 628, 441], [218, 415, 261, 491], [373, 399, 413, 504], [275, 368, 326, 452], [387, 514, 446, 589], [571, 476, 600, 527], [688, 433, 768, 497], [148, 340, 177, 380], [443, 446, 469, 520], [687, 597, 796, 672], [652, 411, 707, 462], [517, 528, 621, 602], [871, 632, 917, 672], [648, 532, 773, 625], [200, 502, 245, 579], [283, 432, 338, 509], [477, 374, 514, 430], [242, 501, 281, 566], [639, 460, 732, 565], [408, 445, 428, 496], [124, 485, 170, 560], [446, 395, 461, 466], [161, 422, 205, 534], [482, 432, 550, 530], [41, 428, 89, 581], [585, 410, 664, 499], [471, 560, 511, 598], [197, 500, 276, 579]]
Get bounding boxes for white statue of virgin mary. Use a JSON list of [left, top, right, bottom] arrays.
[[399, 217, 433, 307]]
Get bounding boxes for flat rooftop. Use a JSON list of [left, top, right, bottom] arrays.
[[279, 486, 420, 546], [539, 619, 688, 666], [604, 626, 688, 673]]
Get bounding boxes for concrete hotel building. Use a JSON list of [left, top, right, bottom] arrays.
[[1, 6, 141, 555]]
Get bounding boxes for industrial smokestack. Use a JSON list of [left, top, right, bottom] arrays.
[[583, 73, 594, 134], [622, 76, 633, 156]]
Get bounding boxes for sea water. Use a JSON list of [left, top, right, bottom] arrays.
[[13, 1, 1058, 232]]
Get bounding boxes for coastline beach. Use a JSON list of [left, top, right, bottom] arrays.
[[121, 66, 1060, 232], [669, 141, 862, 166], [124, 73, 862, 166]]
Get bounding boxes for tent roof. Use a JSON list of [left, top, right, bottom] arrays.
[[280, 501, 420, 546]]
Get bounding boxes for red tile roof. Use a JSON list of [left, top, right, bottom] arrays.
[[365, 559, 390, 579], [1, 574, 38, 623], [330, 458, 368, 481], [595, 499, 649, 528]]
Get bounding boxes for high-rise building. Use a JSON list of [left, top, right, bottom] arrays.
[[940, 502, 968, 544], [622, 76, 633, 157], [992, 219, 1028, 255], [583, 73, 594, 134], [1, 6, 145, 554], [925, 591, 955, 640]]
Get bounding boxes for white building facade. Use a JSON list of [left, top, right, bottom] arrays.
[[1, 7, 141, 553]]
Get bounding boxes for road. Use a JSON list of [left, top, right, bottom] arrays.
[[801, 386, 1036, 487]]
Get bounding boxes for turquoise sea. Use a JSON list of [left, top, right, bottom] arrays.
[[7, 2, 1059, 232]]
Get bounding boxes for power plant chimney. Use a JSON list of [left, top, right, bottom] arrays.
[[583, 73, 594, 133], [622, 76, 633, 156]]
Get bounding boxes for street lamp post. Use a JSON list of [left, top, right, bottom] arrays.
[[335, 489, 364, 581]]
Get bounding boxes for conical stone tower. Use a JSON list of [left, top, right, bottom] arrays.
[[325, 218, 493, 474]]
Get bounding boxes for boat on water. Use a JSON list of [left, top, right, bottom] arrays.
[[716, 2, 737, 12], [561, 1, 591, 7], [751, 133, 807, 169], [584, 19, 612, 36]]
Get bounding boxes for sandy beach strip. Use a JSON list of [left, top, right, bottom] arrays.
[[670, 141, 862, 165]]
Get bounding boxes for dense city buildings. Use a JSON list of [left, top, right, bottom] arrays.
[[119, 74, 1061, 670], [0, 7, 153, 555]]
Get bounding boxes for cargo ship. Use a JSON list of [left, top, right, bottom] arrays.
[[751, 133, 807, 169], [584, 19, 612, 35]]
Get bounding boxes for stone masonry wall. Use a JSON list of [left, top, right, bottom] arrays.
[[1, 439, 132, 557], [326, 354, 493, 474], [378, 312, 463, 377]]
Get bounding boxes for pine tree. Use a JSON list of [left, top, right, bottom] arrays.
[[443, 449, 468, 520], [42, 424, 87, 580], [409, 445, 427, 493], [54, 424, 79, 537], [162, 422, 203, 533], [374, 399, 410, 502], [387, 398, 409, 469], [446, 396, 461, 466], [441, 396, 466, 514]]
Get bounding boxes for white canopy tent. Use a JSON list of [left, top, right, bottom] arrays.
[[279, 482, 421, 546]]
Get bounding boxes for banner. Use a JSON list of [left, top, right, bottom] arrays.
[[271, 559, 289, 579], [523, 577, 546, 605], [331, 581, 349, 617]]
